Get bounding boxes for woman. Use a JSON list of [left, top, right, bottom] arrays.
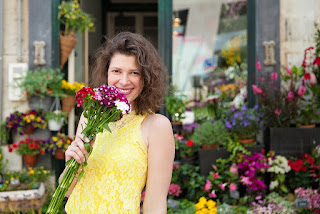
[[60, 32, 175, 214]]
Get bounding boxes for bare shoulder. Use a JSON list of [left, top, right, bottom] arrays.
[[142, 113, 174, 146]]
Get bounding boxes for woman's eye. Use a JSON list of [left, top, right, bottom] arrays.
[[113, 70, 119, 73], [133, 71, 140, 75]]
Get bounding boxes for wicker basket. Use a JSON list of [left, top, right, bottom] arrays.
[[60, 34, 77, 69], [0, 183, 46, 213]]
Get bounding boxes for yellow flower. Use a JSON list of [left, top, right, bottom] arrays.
[[195, 202, 205, 210], [26, 119, 31, 123], [199, 196, 207, 204], [36, 117, 41, 122], [53, 136, 58, 142], [28, 169, 35, 175], [40, 166, 44, 169], [5, 180, 9, 184], [207, 200, 216, 209], [30, 114, 35, 120], [0, 154, 2, 159], [64, 144, 69, 150], [58, 5, 62, 10], [89, 23, 94, 27], [57, 140, 63, 147], [6, 171, 10, 175]]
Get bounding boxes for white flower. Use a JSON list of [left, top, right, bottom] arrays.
[[114, 100, 131, 114], [269, 180, 279, 190]]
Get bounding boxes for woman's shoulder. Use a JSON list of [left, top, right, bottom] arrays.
[[144, 113, 172, 128]]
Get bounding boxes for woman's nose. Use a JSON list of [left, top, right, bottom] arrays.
[[119, 74, 129, 85]]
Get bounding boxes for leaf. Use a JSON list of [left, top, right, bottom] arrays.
[[103, 123, 112, 133], [77, 170, 84, 181], [280, 184, 289, 193], [277, 174, 285, 182]]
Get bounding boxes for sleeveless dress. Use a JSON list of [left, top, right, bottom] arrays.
[[65, 112, 148, 214]]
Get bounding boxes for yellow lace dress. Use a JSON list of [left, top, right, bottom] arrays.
[[65, 112, 148, 214]]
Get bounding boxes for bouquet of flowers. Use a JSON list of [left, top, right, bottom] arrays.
[[46, 85, 131, 214]]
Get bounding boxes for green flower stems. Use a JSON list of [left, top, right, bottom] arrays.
[[46, 142, 91, 214]]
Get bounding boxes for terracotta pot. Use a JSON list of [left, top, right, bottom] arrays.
[[23, 125, 35, 135], [60, 34, 77, 69], [239, 138, 255, 145], [201, 144, 217, 149], [54, 148, 65, 160], [297, 124, 316, 129], [24, 154, 38, 166], [62, 95, 76, 115]]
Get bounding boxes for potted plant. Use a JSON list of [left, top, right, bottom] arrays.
[[224, 105, 263, 144], [179, 140, 198, 165], [12, 138, 44, 166], [58, 0, 95, 69], [165, 92, 186, 134], [45, 110, 67, 131], [192, 120, 230, 149], [44, 132, 73, 159], [18, 67, 64, 111], [61, 80, 84, 115], [22, 109, 47, 134], [0, 111, 25, 145]]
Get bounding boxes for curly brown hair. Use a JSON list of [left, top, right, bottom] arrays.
[[90, 32, 168, 115]]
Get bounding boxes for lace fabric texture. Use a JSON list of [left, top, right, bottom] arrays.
[[65, 112, 148, 214]]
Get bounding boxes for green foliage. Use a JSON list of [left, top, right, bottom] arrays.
[[171, 164, 206, 202], [45, 110, 67, 123], [192, 120, 230, 147], [0, 147, 8, 173], [167, 199, 196, 214], [165, 93, 186, 122], [18, 67, 64, 98]]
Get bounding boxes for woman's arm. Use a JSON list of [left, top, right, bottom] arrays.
[[143, 114, 175, 214], [59, 112, 90, 197]]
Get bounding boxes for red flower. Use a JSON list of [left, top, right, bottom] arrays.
[[35, 144, 40, 150], [288, 159, 305, 172], [186, 140, 195, 147], [29, 142, 35, 149], [304, 72, 311, 80], [313, 56, 320, 66], [40, 148, 45, 154], [12, 143, 18, 149], [7, 144, 13, 153]]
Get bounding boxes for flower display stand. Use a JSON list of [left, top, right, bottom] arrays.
[[264, 127, 320, 157], [198, 147, 230, 175], [0, 182, 46, 213]]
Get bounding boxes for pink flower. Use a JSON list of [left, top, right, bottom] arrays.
[[229, 163, 238, 174], [310, 72, 317, 86], [174, 133, 183, 141], [168, 184, 182, 197], [275, 108, 281, 115], [287, 91, 294, 101], [297, 86, 306, 97], [285, 67, 292, 75], [218, 183, 226, 191], [229, 183, 237, 191], [255, 61, 261, 71], [271, 72, 278, 82], [203, 179, 212, 192], [211, 164, 218, 171], [252, 84, 263, 94], [240, 176, 252, 186], [213, 172, 220, 179], [209, 190, 217, 198]]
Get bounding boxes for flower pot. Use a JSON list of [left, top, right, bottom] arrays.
[[297, 124, 316, 129], [23, 154, 38, 166], [239, 137, 255, 145], [62, 95, 76, 115], [23, 125, 35, 135], [48, 119, 64, 131], [54, 148, 65, 160], [60, 34, 77, 69], [201, 144, 217, 149]]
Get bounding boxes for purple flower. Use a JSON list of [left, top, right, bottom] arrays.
[[225, 121, 232, 129]]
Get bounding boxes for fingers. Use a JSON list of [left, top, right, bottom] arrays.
[[65, 137, 90, 163]]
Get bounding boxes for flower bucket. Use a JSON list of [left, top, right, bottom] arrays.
[[60, 34, 77, 69], [24, 154, 38, 166], [62, 95, 76, 115], [297, 124, 316, 129], [201, 144, 217, 149], [48, 119, 64, 131], [54, 148, 65, 160], [239, 137, 255, 145], [23, 125, 35, 135]]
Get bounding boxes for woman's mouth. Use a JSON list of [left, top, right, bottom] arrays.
[[117, 88, 132, 95]]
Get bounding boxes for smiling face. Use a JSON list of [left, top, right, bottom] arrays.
[[107, 53, 143, 109]]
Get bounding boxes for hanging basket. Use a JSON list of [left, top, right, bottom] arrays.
[[62, 95, 76, 115], [24, 154, 38, 166], [60, 34, 77, 69], [54, 148, 65, 160], [48, 119, 64, 131]]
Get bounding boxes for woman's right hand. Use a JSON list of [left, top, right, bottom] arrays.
[[65, 136, 90, 164]]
